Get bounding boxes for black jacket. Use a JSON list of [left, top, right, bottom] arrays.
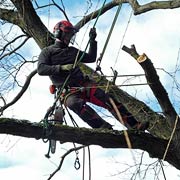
[[37, 40, 97, 87]]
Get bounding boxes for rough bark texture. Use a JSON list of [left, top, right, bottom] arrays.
[[1, 117, 180, 169], [122, 45, 179, 127], [10, 0, 54, 48]]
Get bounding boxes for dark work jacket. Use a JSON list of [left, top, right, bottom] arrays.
[[37, 40, 97, 87]]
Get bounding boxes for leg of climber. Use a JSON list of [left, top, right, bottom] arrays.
[[64, 92, 112, 129], [83, 83, 148, 130], [108, 98, 149, 130], [79, 103, 112, 129]]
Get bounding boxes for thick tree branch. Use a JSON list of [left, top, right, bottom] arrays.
[[11, 0, 53, 48], [75, 1, 119, 30], [80, 64, 172, 140], [0, 117, 180, 170], [75, 0, 180, 29], [0, 117, 168, 150], [0, 8, 24, 28]]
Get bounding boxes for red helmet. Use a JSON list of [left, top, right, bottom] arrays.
[[53, 20, 77, 44]]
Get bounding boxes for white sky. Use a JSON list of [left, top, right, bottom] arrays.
[[0, 1, 180, 180]]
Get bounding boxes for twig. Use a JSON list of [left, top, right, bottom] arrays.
[[48, 145, 86, 180]]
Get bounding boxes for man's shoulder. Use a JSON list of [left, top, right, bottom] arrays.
[[44, 44, 55, 50], [41, 44, 55, 54]]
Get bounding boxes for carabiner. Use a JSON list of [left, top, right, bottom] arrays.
[[74, 157, 80, 170]]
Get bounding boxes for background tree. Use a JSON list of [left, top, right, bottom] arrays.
[[0, 0, 180, 179]]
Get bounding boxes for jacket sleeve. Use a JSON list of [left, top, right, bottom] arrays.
[[37, 47, 60, 76], [80, 40, 97, 63]]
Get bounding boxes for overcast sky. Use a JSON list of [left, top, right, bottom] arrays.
[[0, 0, 180, 179]]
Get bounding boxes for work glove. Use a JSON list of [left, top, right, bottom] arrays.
[[60, 64, 74, 71], [89, 27, 97, 41]]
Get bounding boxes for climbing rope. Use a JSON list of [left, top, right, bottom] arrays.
[[96, 2, 122, 69], [63, 92, 92, 174], [109, 97, 132, 148], [74, 0, 107, 68], [113, 10, 133, 69], [81, 146, 91, 180], [163, 115, 179, 160]]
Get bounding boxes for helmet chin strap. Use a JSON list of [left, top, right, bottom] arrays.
[[55, 31, 75, 47], [58, 31, 68, 45]]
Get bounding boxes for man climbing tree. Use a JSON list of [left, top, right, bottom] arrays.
[[37, 20, 149, 130]]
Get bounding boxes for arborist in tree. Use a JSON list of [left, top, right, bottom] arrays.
[[37, 20, 149, 130]]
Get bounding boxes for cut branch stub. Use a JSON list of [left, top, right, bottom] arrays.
[[122, 44, 180, 129]]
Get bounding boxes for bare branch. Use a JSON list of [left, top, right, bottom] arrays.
[[126, 0, 180, 15], [122, 45, 180, 151], [52, 0, 69, 21], [0, 35, 30, 60], [1, 117, 180, 169], [48, 145, 85, 180], [0, 69, 37, 114], [0, 34, 27, 56], [122, 45, 180, 126], [33, 0, 69, 21], [75, 1, 119, 30], [75, 0, 180, 29]]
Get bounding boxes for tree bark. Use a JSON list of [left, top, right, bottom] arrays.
[[10, 0, 53, 48], [122, 45, 180, 127], [1, 117, 180, 170]]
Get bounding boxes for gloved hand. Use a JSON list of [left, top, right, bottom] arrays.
[[60, 64, 74, 71], [89, 27, 97, 41]]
